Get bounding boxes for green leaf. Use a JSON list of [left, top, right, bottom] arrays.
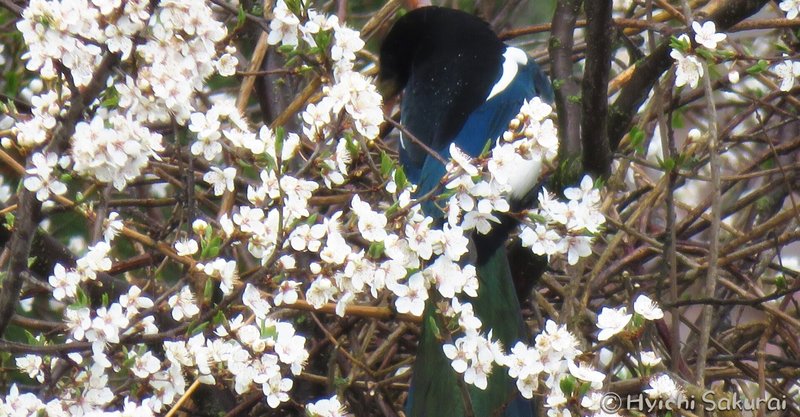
[[427, 315, 442, 340], [74, 287, 89, 308], [345, 133, 359, 156], [755, 196, 770, 213], [23, 329, 42, 345], [283, 0, 302, 15], [236, 4, 246, 29], [201, 236, 222, 259], [189, 321, 209, 336], [658, 157, 676, 172], [527, 212, 548, 224], [380, 151, 394, 176], [671, 111, 684, 129], [100, 86, 119, 108], [260, 321, 278, 339], [559, 375, 576, 397], [213, 310, 226, 326], [394, 166, 408, 190], [4, 213, 14, 229], [629, 126, 646, 154], [695, 47, 715, 61], [3, 71, 20, 96], [775, 275, 787, 290], [274, 126, 285, 162], [745, 59, 769, 75], [367, 241, 385, 259], [578, 381, 592, 397], [278, 44, 296, 54], [669, 35, 690, 52], [204, 277, 214, 303], [384, 201, 400, 217], [313, 30, 332, 51]]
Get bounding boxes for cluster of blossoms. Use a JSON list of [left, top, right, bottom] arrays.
[[439, 293, 668, 417], [8, 212, 319, 415], [113, 1, 231, 124], [596, 294, 665, 341], [70, 110, 164, 190], [521, 175, 605, 265], [670, 21, 727, 89], [269, 0, 384, 141], [12, 0, 235, 195]]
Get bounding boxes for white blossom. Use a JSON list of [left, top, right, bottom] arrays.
[[168, 286, 200, 321], [670, 44, 703, 88], [780, 0, 800, 19], [692, 21, 726, 49], [23, 152, 67, 201], [633, 294, 664, 320], [596, 307, 632, 341]]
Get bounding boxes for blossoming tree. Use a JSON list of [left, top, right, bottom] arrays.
[[0, 0, 798, 416]]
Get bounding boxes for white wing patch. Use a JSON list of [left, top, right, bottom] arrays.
[[485, 47, 529, 102], [507, 156, 542, 202]]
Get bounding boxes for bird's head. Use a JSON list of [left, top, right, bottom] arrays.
[[378, 7, 504, 101]]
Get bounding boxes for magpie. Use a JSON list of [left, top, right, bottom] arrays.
[[379, 6, 553, 417]]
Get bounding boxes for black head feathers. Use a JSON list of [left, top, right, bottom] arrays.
[[379, 7, 507, 166]]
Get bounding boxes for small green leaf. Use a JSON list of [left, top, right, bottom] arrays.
[[201, 236, 222, 259], [236, 4, 246, 29], [260, 321, 278, 339], [427, 316, 441, 340], [560, 375, 576, 397], [671, 111, 684, 129], [578, 381, 592, 397], [189, 321, 209, 336], [345, 133, 359, 155], [745, 59, 769, 75], [629, 126, 645, 154], [23, 329, 38, 345], [669, 35, 690, 52], [394, 167, 408, 190], [100, 87, 119, 108], [313, 30, 332, 50], [204, 278, 214, 303], [367, 242, 385, 259], [658, 157, 676, 172], [775, 275, 787, 290], [380, 151, 394, 176], [695, 47, 715, 61]]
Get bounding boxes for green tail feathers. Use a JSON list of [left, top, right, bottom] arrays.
[[407, 245, 532, 417]]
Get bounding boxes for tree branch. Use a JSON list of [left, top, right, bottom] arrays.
[[0, 53, 117, 336], [549, 0, 584, 164], [581, 0, 613, 177]]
